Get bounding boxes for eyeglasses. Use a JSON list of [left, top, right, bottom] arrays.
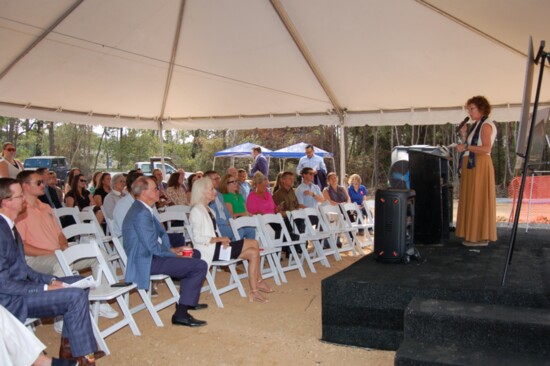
[[8, 193, 24, 200], [5, 148, 16, 152], [79, 179, 87, 183], [227, 180, 236, 184]]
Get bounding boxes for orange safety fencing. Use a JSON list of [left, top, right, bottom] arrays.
[[508, 176, 550, 224]]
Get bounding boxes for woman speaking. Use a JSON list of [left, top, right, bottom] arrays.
[[455, 96, 497, 246]]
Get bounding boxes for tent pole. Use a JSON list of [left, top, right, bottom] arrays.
[[339, 116, 346, 186], [159, 120, 166, 176]]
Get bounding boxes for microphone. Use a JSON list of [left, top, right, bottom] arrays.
[[455, 117, 470, 133]]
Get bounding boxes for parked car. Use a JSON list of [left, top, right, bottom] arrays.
[[23, 156, 71, 183], [135, 157, 178, 181]]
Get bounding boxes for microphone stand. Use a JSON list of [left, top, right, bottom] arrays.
[[501, 41, 549, 287]]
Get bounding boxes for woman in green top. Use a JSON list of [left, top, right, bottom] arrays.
[[219, 173, 250, 218]]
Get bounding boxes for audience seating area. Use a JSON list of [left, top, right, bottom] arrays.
[[28, 199, 374, 355]]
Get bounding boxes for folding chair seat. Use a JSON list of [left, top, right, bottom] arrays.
[[340, 202, 374, 247], [257, 213, 307, 277], [229, 215, 283, 285], [185, 222, 247, 308], [319, 204, 362, 255], [110, 235, 179, 327], [287, 208, 333, 266], [54, 242, 140, 355]]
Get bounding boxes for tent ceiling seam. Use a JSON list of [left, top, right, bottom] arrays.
[[269, 0, 344, 119], [416, 0, 549, 69], [0, 0, 85, 81]]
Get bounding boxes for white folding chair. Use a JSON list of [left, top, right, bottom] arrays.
[[158, 210, 186, 235], [287, 208, 333, 266], [257, 213, 307, 278], [62, 223, 123, 280], [164, 205, 193, 243], [319, 204, 362, 255], [54, 242, 141, 355], [229, 215, 283, 285], [110, 235, 179, 327], [340, 202, 374, 247], [185, 223, 247, 308]]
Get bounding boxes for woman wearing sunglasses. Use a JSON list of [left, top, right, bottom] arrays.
[[0, 142, 24, 178], [219, 173, 249, 219]]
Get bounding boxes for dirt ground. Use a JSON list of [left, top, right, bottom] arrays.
[[35, 246, 395, 366], [33, 200, 518, 366]]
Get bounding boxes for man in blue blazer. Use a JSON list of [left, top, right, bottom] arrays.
[[0, 178, 100, 365], [122, 176, 208, 327], [250, 146, 269, 178]]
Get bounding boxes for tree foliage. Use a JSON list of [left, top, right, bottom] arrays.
[[0, 116, 520, 197]]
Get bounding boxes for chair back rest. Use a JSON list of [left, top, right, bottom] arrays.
[[78, 210, 106, 238], [257, 213, 295, 246], [229, 216, 259, 240], [319, 204, 348, 230], [53, 207, 81, 227], [62, 223, 103, 245], [165, 205, 191, 217], [303, 207, 331, 234], [286, 209, 310, 236], [54, 241, 115, 285]]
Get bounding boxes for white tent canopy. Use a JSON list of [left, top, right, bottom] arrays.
[[1, 0, 550, 131]]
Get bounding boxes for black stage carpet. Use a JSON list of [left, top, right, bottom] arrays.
[[321, 227, 550, 351]]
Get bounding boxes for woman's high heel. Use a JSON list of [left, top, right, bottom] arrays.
[[249, 290, 269, 303]]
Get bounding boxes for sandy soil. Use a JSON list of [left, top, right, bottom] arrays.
[[34, 246, 395, 366]]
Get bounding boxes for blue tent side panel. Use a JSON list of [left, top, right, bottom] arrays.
[[214, 142, 272, 158], [269, 142, 333, 158]]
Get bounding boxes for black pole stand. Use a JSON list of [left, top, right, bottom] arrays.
[[502, 41, 549, 287]]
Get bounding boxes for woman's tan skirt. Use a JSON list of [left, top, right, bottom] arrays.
[[456, 154, 497, 243]]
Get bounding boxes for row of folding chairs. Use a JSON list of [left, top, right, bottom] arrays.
[[158, 203, 374, 308]]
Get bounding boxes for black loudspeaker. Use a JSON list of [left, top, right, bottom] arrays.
[[374, 189, 416, 263], [408, 150, 453, 244]]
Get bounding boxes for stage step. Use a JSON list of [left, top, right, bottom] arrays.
[[395, 338, 550, 366], [395, 298, 550, 365]]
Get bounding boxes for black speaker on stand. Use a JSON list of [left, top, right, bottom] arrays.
[[374, 189, 416, 263]]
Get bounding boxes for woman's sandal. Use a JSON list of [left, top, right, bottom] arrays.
[[257, 280, 274, 293], [249, 289, 269, 303]]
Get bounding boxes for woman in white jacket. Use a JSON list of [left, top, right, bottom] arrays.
[[189, 177, 273, 303]]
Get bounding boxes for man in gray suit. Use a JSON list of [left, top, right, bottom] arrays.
[[0, 178, 101, 365], [122, 176, 208, 327]]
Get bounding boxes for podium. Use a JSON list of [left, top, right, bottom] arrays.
[[408, 149, 453, 244]]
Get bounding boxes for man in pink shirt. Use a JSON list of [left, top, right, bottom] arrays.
[[15, 170, 118, 322], [15, 171, 94, 277]]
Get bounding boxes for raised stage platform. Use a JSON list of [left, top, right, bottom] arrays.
[[321, 227, 550, 364]]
